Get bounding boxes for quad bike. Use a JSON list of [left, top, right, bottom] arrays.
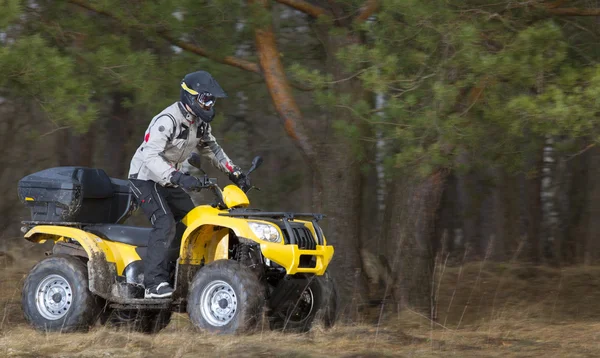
[[17, 154, 336, 334]]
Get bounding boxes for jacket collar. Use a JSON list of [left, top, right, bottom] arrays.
[[177, 102, 196, 123]]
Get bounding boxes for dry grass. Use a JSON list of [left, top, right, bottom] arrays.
[[3, 243, 600, 357]]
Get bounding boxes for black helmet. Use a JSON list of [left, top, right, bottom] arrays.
[[180, 71, 227, 123]]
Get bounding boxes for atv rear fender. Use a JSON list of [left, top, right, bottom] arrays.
[[24, 225, 137, 300]]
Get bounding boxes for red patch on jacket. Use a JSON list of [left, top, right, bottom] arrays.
[[225, 162, 233, 172], [144, 133, 150, 142]]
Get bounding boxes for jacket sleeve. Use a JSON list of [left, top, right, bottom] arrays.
[[197, 124, 235, 175], [141, 115, 177, 185]]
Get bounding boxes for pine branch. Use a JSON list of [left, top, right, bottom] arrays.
[[250, 0, 320, 172], [545, 0, 569, 9], [273, 0, 328, 17], [547, 7, 600, 16], [356, 0, 379, 22], [67, 0, 111, 17], [67, 0, 259, 73], [157, 32, 260, 73]]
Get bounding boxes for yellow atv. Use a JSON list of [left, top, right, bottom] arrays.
[[17, 155, 336, 334]]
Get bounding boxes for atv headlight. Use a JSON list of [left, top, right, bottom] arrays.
[[248, 222, 281, 243]]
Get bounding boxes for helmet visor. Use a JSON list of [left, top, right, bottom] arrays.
[[197, 92, 216, 110]]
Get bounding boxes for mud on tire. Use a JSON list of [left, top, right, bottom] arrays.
[[187, 259, 265, 334], [22, 254, 100, 332]]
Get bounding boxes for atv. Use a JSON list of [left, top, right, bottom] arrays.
[[17, 154, 336, 334]]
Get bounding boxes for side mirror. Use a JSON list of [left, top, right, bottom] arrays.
[[188, 153, 206, 174], [247, 156, 263, 175]]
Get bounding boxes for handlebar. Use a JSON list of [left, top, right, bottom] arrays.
[[186, 176, 218, 192], [187, 154, 263, 198]]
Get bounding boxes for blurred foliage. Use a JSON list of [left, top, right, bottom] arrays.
[[0, 34, 96, 130], [0, 0, 253, 131], [291, 0, 600, 176], [1, 0, 600, 176], [0, 0, 21, 28], [2, 0, 600, 286]]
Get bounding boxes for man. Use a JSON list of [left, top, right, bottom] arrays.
[[128, 71, 248, 298]]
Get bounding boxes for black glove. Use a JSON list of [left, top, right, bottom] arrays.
[[170, 171, 203, 191], [228, 166, 251, 192]]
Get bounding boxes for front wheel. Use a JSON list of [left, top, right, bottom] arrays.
[[269, 273, 338, 333], [187, 260, 265, 334], [22, 255, 100, 332]]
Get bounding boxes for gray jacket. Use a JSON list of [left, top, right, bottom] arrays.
[[128, 102, 234, 186]]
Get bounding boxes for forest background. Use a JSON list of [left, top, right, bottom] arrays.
[[3, 1, 600, 356]]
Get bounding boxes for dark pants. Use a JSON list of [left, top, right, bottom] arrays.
[[129, 179, 194, 289]]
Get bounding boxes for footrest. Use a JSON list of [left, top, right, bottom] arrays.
[[110, 303, 171, 310], [108, 296, 172, 310]]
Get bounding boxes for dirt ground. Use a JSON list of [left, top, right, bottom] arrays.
[[2, 241, 600, 357]]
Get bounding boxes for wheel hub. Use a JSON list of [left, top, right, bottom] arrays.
[[35, 274, 73, 320], [218, 298, 228, 309], [200, 280, 238, 326]]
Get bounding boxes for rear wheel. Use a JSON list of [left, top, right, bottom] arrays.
[[22, 255, 100, 332], [269, 273, 337, 333], [187, 260, 265, 334]]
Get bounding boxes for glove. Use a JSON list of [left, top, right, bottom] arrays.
[[170, 171, 203, 191], [228, 166, 251, 192]]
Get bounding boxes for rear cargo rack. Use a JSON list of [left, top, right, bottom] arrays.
[[21, 221, 94, 232], [219, 210, 326, 246]]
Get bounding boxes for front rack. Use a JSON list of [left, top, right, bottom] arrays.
[[219, 210, 326, 246]]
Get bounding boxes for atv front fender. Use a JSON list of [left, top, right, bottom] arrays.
[[180, 206, 268, 265]]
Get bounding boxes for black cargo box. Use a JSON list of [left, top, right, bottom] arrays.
[[18, 167, 134, 224]]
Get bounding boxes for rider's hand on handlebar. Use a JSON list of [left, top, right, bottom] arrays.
[[170, 171, 203, 191], [228, 166, 251, 192]]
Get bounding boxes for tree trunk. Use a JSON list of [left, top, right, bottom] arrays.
[[312, 30, 370, 317], [504, 172, 521, 259], [374, 95, 387, 253], [437, 173, 458, 255], [315, 140, 365, 316], [250, 0, 367, 317], [56, 129, 71, 167], [525, 144, 545, 264], [572, 150, 591, 264], [455, 160, 483, 258], [104, 93, 134, 178], [382, 169, 449, 314], [584, 146, 600, 265], [555, 145, 588, 264], [491, 168, 507, 261], [56, 126, 96, 167], [251, 0, 318, 170]]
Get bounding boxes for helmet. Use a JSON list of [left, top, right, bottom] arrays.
[[180, 71, 228, 123]]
